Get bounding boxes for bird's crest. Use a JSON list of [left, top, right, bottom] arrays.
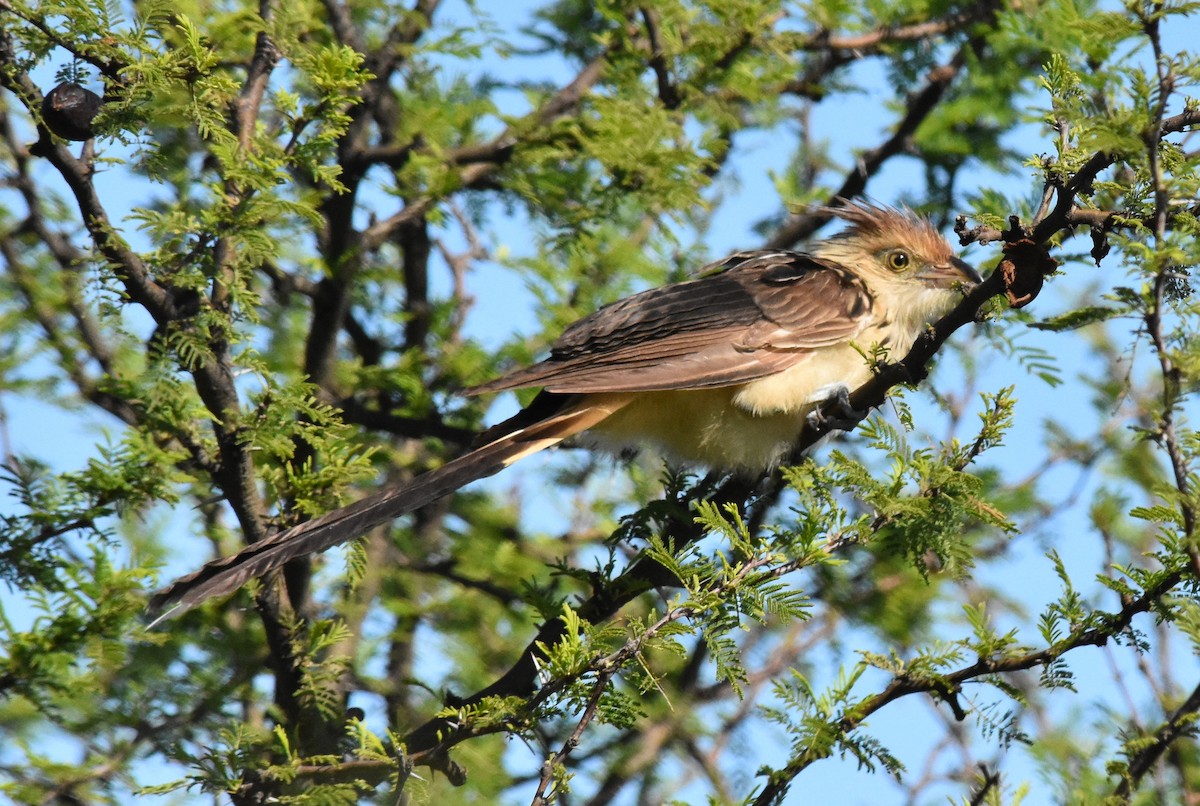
[[824, 200, 956, 265]]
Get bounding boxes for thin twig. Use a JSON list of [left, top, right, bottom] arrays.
[[1113, 680, 1200, 800]]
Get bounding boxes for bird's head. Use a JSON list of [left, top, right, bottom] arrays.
[[819, 201, 981, 287], [813, 201, 981, 322]]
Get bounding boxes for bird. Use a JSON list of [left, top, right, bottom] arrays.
[[147, 201, 981, 623]]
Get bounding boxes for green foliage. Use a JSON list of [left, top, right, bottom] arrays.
[[1, 0, 1200, 803], [762, 665, 905, 781], [812, 406, 1014, 579]]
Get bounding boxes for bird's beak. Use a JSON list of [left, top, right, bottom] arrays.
[[921, 256, 983, 288]]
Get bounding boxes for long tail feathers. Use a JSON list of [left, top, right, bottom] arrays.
[[146, 395, 629, 626]]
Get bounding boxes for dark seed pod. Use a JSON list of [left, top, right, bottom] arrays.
[[41, 82, 103, 141]]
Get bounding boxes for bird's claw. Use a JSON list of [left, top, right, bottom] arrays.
[[805, 386, 866, 434]]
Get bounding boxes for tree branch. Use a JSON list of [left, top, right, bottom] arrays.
[[1112, 679, 1200, 799], [767, 28, 982, 249], [752, 566, 1189, 805]]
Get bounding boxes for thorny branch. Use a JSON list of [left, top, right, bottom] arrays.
[[955, 109, 1200, 251], [530, 673, 609, 806]]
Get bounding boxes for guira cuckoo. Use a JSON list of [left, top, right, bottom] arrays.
[[148, 202, 981, 622]]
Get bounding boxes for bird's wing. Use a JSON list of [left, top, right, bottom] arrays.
[[471, 251, 875, 394]]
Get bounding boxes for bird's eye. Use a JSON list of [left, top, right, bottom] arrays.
[[885, 250, 910, 272]]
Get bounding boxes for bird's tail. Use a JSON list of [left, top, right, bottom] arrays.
[[146, 393, 630, 626]]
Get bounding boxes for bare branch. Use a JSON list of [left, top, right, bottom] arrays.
[[792, 8, 990, 54], [640, 7, 680, 110], [767, 33, 980, 249], [358, 52, 607, 253]]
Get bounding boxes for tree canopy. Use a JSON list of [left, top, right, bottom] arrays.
[[0, 0, 1198, 803]]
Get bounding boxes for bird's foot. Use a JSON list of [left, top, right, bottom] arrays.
[[805, 386, 866, 434]]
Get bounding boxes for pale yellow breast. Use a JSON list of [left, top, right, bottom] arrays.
[[581, 386, 802, 469], [581, 341, 881, 469], [730, 342, 875, 416]]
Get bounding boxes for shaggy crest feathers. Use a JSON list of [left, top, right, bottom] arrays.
[[824, 201, 957, 267]]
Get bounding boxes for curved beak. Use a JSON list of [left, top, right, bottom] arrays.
[[921, 256, 982, 288]]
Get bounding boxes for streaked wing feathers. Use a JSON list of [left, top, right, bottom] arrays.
[[471, 251, 873, 394]]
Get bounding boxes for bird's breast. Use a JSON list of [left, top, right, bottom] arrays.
[[731, 342, 876, 416], [581, 341, 882, 470], [580, 386, 803, 469]]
